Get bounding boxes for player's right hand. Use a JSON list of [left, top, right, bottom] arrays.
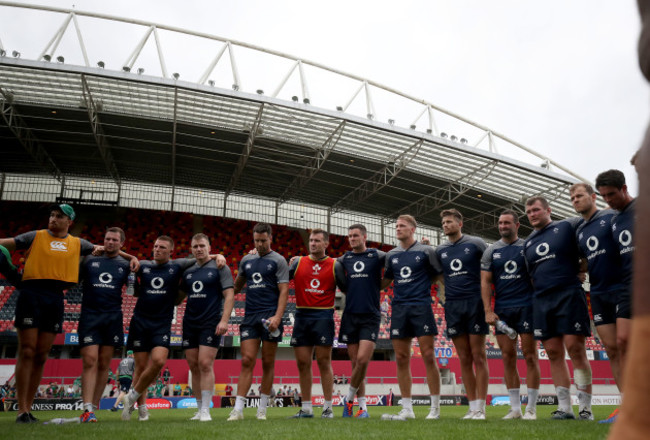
[[484, 310, 498, 325]]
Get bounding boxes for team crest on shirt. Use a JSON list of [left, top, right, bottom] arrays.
[[208, 272, 213, 278], [92, 262, 100, 268], [207, 336, 213, 343], [144, 267, 151, 273], [187, 273, 193, 279], [367, 253, 374, 258], [464, 248, 470, 254], [415, 256, 421, 262], [169, 268, 174, 274], [392, 258, 399, 264], [114, 335, 120, 342], [522, 321, 530, 329], [312, 264, 322, 275], [600, 220, 606, 227], [118, 267, 124, 273], [423, 324, 429, 332], [162, 335, 169, 341], [245, 263, 252, 270], [267, 264, 272, 270], [553, 228, 559, 234], [574, 322, 581, 331], [441, 252, 448, 259], [474, 324, 480, 332]]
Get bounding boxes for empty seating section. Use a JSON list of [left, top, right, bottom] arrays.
[[0, 202, 606, 352]]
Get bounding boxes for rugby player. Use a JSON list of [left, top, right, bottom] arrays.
[[289, 229, 340, 419], [122, 236, 196, 422], [110, 351, 135, 412], [181, 233, 234, 422], [78, 227, 132, 422], [523, 196, 593, 420], [227, 223, 289, 421], [481, 210, 540, 420], [434, 209, 489, 420], [381, 215, 443, 421], [0, 204, 137, 424], [594, 169, 635, 424], [336, 224, 386, 418]]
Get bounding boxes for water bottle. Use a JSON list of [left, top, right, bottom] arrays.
[[381, 414, 406, 421], [262, 318, 280, 337], [127, 272, 136, 295], [44, 417, 81, 424], [495, 320, 518, 340]]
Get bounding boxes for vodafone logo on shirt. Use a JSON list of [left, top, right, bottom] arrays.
[[50, 241, 68, 252]]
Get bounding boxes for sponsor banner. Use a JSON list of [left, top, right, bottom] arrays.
[[532, 394, 559, 405], [312, 395, 386, 406], [64, 332, 129, 346], [538, 349, 594, 361], [4, 398, 85, 412], [596, 350, 609, 361], [491, 396, 510, 406], [486, 348, 502, 359], [220, 396, 295, 408], [170, 334, 183, 347], [99, 397, 190, 410], [175, 398, 214, 409], [395, 395, 467, 406], [571, 395, 621, 406]]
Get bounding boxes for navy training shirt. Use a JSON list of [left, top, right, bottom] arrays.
[[611, 199, 635, 289], [384, 242, 441, 305], [181, 259, 234, 325], [524, 218, 583, 296], [133, 258, 194, 321], [336, 248, 386, 315], [435, 235, 487, 301], [576, 209, 622, 295], [480, 238, 533, 310], [80, 254, 131, 313], [238, 251, 290, 314]]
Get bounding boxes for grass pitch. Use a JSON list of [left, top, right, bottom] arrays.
[[1, 405, 614, 439]]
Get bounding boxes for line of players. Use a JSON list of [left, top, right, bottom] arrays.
[[0, 168, 633, 424]]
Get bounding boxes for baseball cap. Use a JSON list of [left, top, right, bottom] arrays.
[[127, 350, 134, 355], [50, 203, 76, 221]]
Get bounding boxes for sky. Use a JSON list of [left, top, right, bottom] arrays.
[[0, 0, 646, 194]]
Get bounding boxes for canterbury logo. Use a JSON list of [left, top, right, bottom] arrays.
[[50, 241, 68, 252]]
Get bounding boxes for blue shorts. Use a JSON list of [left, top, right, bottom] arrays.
[[444, 297, 488, 337], [118, 377, 132, 392], [290, 309, 334, 347], [78, 310, 124, 347], [126, 315, 171, 352], [390, 303, 437, 339], [533, 287, 591, 340], [182, 319, 223, 349], [240, 311, 283, 342], [494, 305, 534, 335], [616, 288, 631, 320], [590, 293, 617, 326], [339, 312, 380, 344], [15, 286, 64, 333]]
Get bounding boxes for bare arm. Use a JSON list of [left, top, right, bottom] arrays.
[[267, 282, 289, 333], [380, 277, 393, 290], [481, 270, 498, 325], [0, 238, 16, 252], [578, 257, 588, 284], [233, 275, 246, 295], [217, 287, 235, 336]]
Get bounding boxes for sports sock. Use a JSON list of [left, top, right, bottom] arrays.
[[302, 401, 313, 414], [346, 386, 358, 402], [196, 399, 202, 411], [556, 386, 571, 412], [469, 400, 477, 412], [508, 388, 521, 411], [478, 399, 486, 412], [84, 402, 93, 412], [323, 400, 332, 411], [358, 396, 367, 411], [130, 389, 141, 401], [234, 395, 246, 412], [527, 388, 539, 411], [260, 393, 270, 410], [201, 390, 212, 411], [577, 390, 592, 412], [402, 397, 412, 410], [430, 395, 440, 409]]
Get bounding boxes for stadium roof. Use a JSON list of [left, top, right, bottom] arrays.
[[0, 3, 594, 240]]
